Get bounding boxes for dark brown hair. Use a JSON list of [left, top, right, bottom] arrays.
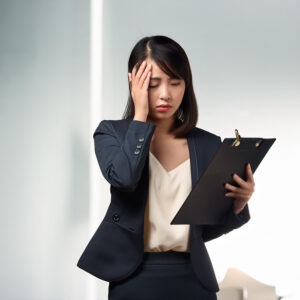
[[123, 35, 198, 138]]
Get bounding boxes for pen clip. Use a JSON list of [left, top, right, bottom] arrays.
[[232, 129, 241, 147]]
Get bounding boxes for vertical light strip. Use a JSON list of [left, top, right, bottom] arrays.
[[88, 0, 103, 299]]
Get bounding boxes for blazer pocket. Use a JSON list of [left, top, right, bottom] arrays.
[[77, 220, 143, 282]]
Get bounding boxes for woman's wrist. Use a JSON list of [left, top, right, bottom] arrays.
[[133, 112, 148, 122]]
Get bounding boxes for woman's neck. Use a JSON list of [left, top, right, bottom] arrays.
[[147, 117, 175, 137]]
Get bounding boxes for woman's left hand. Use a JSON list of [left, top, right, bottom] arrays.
[[225, 163, 255, 215]]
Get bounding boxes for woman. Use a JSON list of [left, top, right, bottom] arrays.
[[77, 35, 255, 300]]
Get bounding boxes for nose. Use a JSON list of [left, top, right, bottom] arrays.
[[159, 84, 170, 101]]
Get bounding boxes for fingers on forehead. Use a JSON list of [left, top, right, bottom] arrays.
[[132, 60, 147, 74]]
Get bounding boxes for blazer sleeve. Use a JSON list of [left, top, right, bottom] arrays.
[[93, 119, 156, 192], [202, 205, 250, 242]]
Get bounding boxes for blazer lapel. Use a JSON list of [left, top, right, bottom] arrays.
[[187, 130, 198, 188]]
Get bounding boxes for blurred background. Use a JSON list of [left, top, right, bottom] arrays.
[[1, 0, 299, 299]]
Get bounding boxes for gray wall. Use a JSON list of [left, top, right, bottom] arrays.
[[0, 0, 90, 299]]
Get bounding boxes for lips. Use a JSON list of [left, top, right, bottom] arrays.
[[157, 104, 171, 108], [156, 104, 172, 112]]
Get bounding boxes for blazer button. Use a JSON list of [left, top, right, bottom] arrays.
[[136, 144, 142, 149], [138, 137, 144, 142], [112, 214, 120, 222], [134, 149, 140, 155]]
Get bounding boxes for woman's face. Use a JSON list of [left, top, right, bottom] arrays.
[[146, 58, 186, 122]]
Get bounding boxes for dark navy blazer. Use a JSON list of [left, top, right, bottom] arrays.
[[77, 118, 250, 292]]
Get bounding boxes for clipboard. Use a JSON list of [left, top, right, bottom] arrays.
[[171, 130, 276, 225]]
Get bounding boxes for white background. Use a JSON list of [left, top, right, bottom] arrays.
[[1, 0, 299, 299]]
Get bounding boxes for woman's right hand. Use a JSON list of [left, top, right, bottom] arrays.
[[128, 60, 152, 122]]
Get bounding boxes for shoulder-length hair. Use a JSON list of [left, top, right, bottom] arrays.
[[123, 35, 198, 138]]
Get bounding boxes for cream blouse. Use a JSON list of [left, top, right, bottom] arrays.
[[144, 152, 192, 252]]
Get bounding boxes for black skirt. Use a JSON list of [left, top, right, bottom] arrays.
[[108, 251, 217, 300]]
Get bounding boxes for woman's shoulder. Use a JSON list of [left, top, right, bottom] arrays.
[[189, 126, 221, 141], [97, 118, 130, 127], [94, 119, 130, 135], [189, 127, 222, 157]]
